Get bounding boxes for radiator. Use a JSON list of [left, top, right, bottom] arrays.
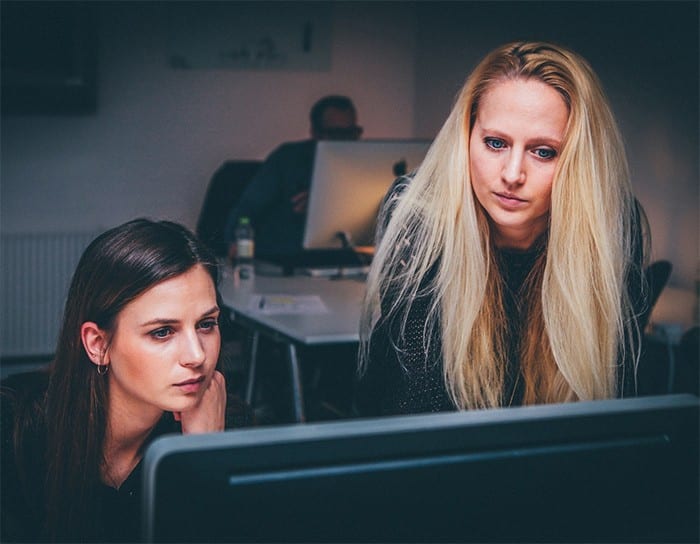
[[1, 231, 100, 358]]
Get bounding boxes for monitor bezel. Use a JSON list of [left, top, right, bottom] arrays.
[[143, 394, 699, 543]]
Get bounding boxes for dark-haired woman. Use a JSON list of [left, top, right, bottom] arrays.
[[2, 219, 251, 542]]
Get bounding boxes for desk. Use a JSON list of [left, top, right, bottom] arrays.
[[218, 267, 365, 422]]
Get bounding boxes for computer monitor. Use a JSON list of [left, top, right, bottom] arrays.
[[302, 140, 431, 250], [142, 394, 698, 543]]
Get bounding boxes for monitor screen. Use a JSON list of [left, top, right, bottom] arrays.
[[302, 140, 431, 250], [142, 394, 698, 543]]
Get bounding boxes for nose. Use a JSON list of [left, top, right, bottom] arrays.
[[179, 330, 206, 368], [502, 151, 525, 185]]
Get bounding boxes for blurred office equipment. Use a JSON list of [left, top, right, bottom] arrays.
[[257, 139, 429, 275], [143, 394, 699, 543], [302, 139, 430, 251], [676, 326, 699, 395], [219, 269, 363, 423], [196, 161, 263, 396], [638, 260, 700, 397], [196, 160, 262, 258]]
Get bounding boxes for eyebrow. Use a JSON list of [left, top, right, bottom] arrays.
[[139, 305, 220, 327], [477, 126, 563, 147]]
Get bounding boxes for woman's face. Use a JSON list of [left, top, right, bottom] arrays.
[[469, 78, 569, 250], [104, 264, 221, 422]]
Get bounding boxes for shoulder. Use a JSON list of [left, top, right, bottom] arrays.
[[268, 139, 316, 160], [1, 370, 49, 542], [257, 140, 316, 181], [382, 174, 414, 214], [386, 174, 412, 200], [382, 175, 413, 216], [377, 174, 413, 234]]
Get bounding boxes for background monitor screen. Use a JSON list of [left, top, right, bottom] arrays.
[[302, 140, 431, 250], [142, 394, 698, 543]]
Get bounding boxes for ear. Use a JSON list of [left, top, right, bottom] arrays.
[[81, 321, 110, 367]]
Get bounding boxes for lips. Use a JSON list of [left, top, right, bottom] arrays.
[[173, 375, 205, 393], [495, 191, 526, 202], [494, 192, 528, 208]]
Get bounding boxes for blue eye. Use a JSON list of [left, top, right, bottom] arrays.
[[198, 319, 219, 332], [485, 138, 505, 150], [534, 147, 557, 160], [150, 327, 173, 339]]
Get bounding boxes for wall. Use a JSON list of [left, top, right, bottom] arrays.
[[1, 1, 417, 234], [413, 1, 699, 296], [2, 1, 698, 317]]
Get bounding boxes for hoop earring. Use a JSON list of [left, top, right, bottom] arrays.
[[97, 364, 109, 376]]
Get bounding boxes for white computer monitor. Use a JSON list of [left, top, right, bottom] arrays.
[[302, 140, 431, 250]]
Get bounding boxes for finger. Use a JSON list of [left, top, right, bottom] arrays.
[[210, 370, 226, 389], [293, 196, 308, 214], [178, 371, 227, 435], [291, 191, 308, 203], [173, 412, 181, 421]]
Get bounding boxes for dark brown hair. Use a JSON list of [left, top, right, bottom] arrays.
[[41, 218, 218, 540]]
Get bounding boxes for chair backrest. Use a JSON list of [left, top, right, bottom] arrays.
[[196, 160, 262, 257], [640, 259, 673, 332]]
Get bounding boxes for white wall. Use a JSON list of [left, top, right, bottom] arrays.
[[1, 1, 417, 234]]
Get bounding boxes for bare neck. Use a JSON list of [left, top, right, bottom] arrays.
[[102, 397, 163, 489]]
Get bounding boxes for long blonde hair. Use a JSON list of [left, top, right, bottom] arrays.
[[359, 41, 646, 410]]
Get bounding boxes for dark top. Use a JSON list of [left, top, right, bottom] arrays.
[[356, 178, 647, 417], [1, 369, 253, 543], [224, 139, 317, 257]]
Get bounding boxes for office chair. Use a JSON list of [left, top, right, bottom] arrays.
[[635, 260, 675, 396], [196, 160, 261, 396], [196, 160, 262, 258], [676, 326, 699, 395]]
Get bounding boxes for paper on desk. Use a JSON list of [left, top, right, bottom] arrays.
[[248, 294, 329, 315]]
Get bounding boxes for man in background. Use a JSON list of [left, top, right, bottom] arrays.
[[224, 95, 362, 261], [222, 95, 362, 423]]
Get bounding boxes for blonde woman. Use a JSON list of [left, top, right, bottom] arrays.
[[357, 41, 649, 416]]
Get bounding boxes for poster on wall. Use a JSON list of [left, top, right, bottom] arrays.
[[166, 2, 332, 71], [1, 2, 98, 115]]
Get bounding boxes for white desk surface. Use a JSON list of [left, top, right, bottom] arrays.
[[218, 267, 366, 345]]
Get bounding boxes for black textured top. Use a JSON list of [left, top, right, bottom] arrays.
[[355, 178, 646, 417], [1, 370, 253, 543], [356, 245, 544, 416]]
